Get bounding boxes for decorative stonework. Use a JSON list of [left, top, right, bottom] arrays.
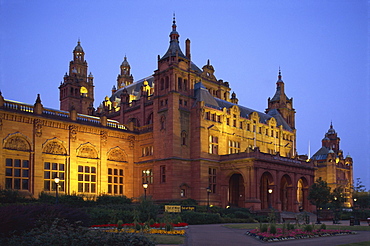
[[108, 147, 126, 162], [70, 125, 77, 142], [34, 119, 43, 137], [101, 131, 108, 146], [128, 135, 135, 149], [43, 140, 67, 155], [4, 135, 31, 151], [77, 143, 98, 159]]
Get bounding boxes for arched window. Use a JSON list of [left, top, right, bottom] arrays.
[[181, 131, 187, 146]]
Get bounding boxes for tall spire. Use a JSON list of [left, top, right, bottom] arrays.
[[170, 12, 179, 41]]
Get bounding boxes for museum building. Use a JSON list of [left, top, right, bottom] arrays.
[[0, 19, 352, 212]]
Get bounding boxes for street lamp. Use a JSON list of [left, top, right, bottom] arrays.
[[206, 187, 211, 212], [143, 182, 148, 200], [54, 177, 60, 204], [268, 188, 273, 209]]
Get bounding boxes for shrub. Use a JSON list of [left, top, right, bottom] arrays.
[[269, 224, 277, 234], [287, 223, 295, 230], [0, 204, 89, 237], [180, 211, 221, 224], [86, 205, 134, 225], [304, 224, 313, 232], [136, 198, 159, 222], [261, 224, 268, 233], [319, 223, 327, 230], [96, 195, 132, 205], [1, 219, 155, 246], [0, 189, 28, 203]]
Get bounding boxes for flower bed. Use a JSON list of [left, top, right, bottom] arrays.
[[246, 228, 356, 242], [89, 222, 188, 235]]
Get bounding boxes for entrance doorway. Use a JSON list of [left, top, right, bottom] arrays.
[[229, 173, 245, 207]]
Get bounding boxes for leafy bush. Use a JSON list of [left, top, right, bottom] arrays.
[[261, 223, 268, 232], [86, 205, 134, 225], [0, 204, 89, 237], [1, 219, 155, 246], [180, 211, 221, 224], [269, 224, 277, 234], [96, 194, 132, 205], [320, 223, 326, 230], [287, 223, 295, 230], [0, 189, 28, 203], [136, 198, 159, 222], [304, 224, 313, 232], [220, 217, 256, 223]]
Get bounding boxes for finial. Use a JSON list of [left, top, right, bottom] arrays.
[[173, 12, 176, 24], [278, 67, 282, 80], [36, 94, 41, 104], [78, 38, 81, 45], [207, 59, 210, 66], [330, 121, 333, 129]]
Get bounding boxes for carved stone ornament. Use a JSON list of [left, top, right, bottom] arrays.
[[108, 148, 126, 162], [77, 145, 98, 159], [128, 135, 135, 149], [69, 125, 77, 142], [43, 141, 67, 155], [4, 136, 31, 151], [34, 119, 43, 137], [101, 131, 108, 146]]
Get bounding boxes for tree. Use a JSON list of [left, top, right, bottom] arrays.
[[353, 178, 370, 209], [308, 177, 331, 223], [330, 186, 345, 223]]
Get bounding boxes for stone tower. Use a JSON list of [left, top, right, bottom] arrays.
[[59, 40, 94, 115]]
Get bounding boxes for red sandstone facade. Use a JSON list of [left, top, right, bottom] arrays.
[[3, 18, 350, 213]]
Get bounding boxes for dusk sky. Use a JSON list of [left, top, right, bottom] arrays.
[[1, 1, 369, 188]]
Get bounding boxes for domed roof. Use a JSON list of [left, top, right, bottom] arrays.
[[74, 41, 84, 52], [121, 56, 130, 66]]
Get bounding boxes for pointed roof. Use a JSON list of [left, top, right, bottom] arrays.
[[270, 68, 288, 102], [193, 82, 292, 131], [160, 15, 187, 61]]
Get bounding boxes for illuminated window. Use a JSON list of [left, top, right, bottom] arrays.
[[209, 136, 218, 154], [228, 140, 240, 154], [5, 158, 29, 190], [208, 168, 217, 193], [44, 162, 65, 192], [142, 169, 153, 184], [206, 112, 211, 120], [108, 168, 124, 195], [78, 165, 96, 193]]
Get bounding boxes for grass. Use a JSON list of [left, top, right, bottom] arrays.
[[147, 234, 185, 245], [224, 223, 370, 231]]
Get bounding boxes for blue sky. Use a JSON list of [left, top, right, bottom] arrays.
[[1, 0, 369, 189]]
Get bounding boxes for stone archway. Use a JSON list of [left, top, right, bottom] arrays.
[[229, 173, 245, 207], [297, 177, 309, 211], [260, 172, 274, 210], [280, 174, 293, 211]]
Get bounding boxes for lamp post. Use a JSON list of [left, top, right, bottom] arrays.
[[206, 187, 211, 212], [143, 182, 148, 200], [54, 177, 60, 204], [268, 188, 273, 209]]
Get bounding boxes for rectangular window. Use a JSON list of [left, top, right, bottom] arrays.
[[228, 140, 241, 154], [209, 136, 218, 154], [77, 165, 97, 194], [208, 168, 217, 193], [142, 169, 153, 184], [107, 168, 124, 195], [226, 118, 230, 126], [160, 165, 166, 183], [5, 158, 29, 191], [44, 162, 65, 192]]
